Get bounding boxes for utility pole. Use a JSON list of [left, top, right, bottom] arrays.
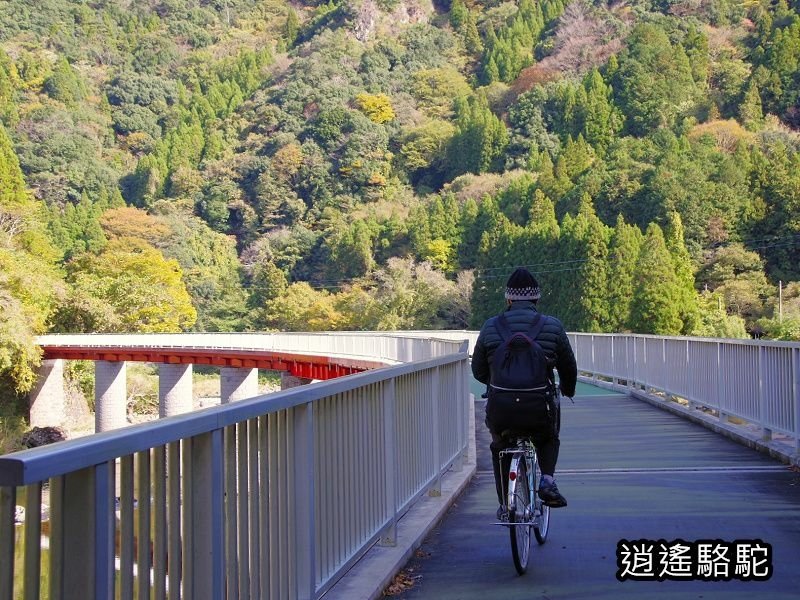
[[779, 280, 783, 322]]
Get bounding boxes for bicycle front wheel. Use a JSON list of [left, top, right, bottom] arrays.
[[508, 456, 532, 575]]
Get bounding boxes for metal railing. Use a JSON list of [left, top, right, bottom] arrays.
[[0, 333, 471, 600], [395, 329, 799, 450], [568, 333, 800, 450], [395, 330, 799, 450]]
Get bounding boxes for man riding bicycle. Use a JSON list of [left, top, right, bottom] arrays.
[[472, 268, 577, 513]]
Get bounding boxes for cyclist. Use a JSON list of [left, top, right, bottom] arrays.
[[472, 267, 577, 513]]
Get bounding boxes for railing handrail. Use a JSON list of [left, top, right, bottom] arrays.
[[0, 352, 464, 486], [2, 331, 473, 600]]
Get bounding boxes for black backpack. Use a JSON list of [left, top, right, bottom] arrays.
[[485, 313, 557, 436]]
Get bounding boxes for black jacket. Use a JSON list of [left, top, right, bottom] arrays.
[[471, 301, 578, 397]]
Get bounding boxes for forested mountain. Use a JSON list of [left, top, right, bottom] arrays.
[[1, 0, 800, 400]]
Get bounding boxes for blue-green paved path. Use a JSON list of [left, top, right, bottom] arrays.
[[388, 382, 800, 599]]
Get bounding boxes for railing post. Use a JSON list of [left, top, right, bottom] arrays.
[[686, 340, 697, 410], [793, 347, 799, 452], [0, 486, 14, 599], [187, 430, 224, 600], [715, 341, 723, 419], [94, 461, 115, 600], [62, 467, 94, 598], [759, 345, 772, 441], [293, 403, 316, 600], [429, 367, 441, 497], [380, 379, 397, 546], [609, 334, 619, 388], [24, 482, 42, 598], [455, 345, 470, 470]]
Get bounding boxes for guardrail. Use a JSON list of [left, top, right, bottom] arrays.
[[396, 330, 799, 451], [568, 333, 800, 451], [0, 333, 471, 600]]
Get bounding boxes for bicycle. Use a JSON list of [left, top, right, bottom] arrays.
[[495, 431, 550, 575]]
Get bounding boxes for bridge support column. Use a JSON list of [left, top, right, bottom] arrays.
[[159, 364, 193, 418], [29, 359, 65, 428], [220, 367, 258, 404], [280, 372, 312, 389], [95, 361, 127, 432]]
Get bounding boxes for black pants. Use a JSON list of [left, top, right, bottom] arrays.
[[487, 397, 561, 505]]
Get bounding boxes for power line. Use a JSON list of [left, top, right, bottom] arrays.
[[233, 232, 800, 292]]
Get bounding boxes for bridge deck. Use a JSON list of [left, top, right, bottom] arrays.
[[391, 382, 800, 599]]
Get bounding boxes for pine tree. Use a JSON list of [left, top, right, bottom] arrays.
[[457, 198, 481, 269], [522, 191, 560, 311], [449, 0, 468, 29], [462, 11, 483, 55], [664, 211, 700, 334], [567, 195, 610, 332], [285, 8, 300, 47], [581, 68, 619, 152], [630, 223, 683, 335], [470, 214, 522, 326], [739, 82, 764, 130], [607, 215, 643, 332]]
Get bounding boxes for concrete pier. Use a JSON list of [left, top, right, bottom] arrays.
[[220, 367, 258, 403], [95, 361, 127, 432], [159, 363, 193, 418]]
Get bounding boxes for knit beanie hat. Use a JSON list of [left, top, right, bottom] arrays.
[[505, 267, 541, 301]]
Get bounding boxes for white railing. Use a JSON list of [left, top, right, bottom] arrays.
[[398, 330, 799, 450], [35, 331, 462, 365], [402, 330, 799, 450], [568, 333, 800, 450], [0, 333, 471, 600]]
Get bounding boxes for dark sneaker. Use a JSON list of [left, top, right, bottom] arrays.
[[496, 505, 509, 521], [538, 480, 567, 508]]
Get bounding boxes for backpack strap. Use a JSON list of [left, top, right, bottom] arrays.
[[496, 312, 545, 342], [527, 312, 546, 341], [495, 313, 513, 342]]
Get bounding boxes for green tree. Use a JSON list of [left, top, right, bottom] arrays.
[[664, 212, 700, 334], [696, 243, 773, 323], [606, 215, 643, 332], [0, 123, 60, 395], [630, 223, 682, 335], [286, 7, 300, 47], [58, 238, 197, 333], [558, 196, 610, 332], [153, 203, 248, 332], [448, 96, 509, 177], [262, 282, 346, 332], [739, 82, 763, 130], [613, 24, 697, 135], [43, 57, 86, 105], [693, 290, 748, 339]]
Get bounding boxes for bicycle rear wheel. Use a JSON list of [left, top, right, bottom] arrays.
[[508, 456, 532, 575], [533, 454, 550, 544]]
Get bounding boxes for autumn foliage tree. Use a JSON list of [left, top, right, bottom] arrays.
[[56, 238, 197, 333]]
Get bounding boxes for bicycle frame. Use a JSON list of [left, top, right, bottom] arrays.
[[500, 440, 536, 524]]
